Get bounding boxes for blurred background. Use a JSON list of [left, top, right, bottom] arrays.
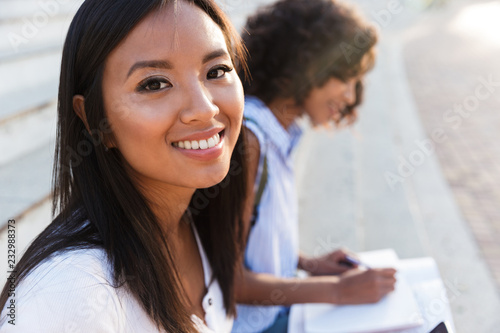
[[0, 0, 499, 332]]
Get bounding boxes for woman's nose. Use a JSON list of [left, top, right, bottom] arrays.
[[179, 82, 219, 124]]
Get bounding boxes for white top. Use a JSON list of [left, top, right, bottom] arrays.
[[232, 96, 303, 333], [0, 225, 233, 332]]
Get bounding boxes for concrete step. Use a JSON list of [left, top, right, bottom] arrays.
[[0, 0, 83, 61], [0, 1, 83, 23], [0, 16, 69, 61], [0, 101, 56, 167], [0, 140, 53, 229], [0, 198, 52, 277], [0, 51, 60, 122]]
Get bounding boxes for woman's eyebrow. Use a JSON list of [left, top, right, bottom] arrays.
[[202, 49, 229, 64], [127, 60, 173, 78]]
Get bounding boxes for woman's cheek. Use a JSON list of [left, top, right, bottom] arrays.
[[220, 82, 244, 123], [228, 73, 245, 114]]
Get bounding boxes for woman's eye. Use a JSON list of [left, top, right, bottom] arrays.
[[137, 78, 171, 92], [207, 66, 233, 80]]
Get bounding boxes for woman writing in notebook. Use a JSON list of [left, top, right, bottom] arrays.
[[0, 0, 248, 331], [233, 1, 397, 332]]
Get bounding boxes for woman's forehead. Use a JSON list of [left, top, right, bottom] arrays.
[[106, 1, 229, 69]]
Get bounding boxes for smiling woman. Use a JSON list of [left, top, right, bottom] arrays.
[[0, 0, 247, 332]]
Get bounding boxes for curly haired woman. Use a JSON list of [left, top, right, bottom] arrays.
[[232, 1, 396, 332]]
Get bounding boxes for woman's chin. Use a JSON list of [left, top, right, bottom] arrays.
[[196, 169, 230, 189]]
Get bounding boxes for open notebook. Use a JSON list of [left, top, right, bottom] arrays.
[[304, 249, 424, 333]]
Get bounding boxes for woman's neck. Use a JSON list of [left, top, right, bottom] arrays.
[[149, 187, 195, 235], [129, 172, 196, 235], [267, 97, 303, 129]]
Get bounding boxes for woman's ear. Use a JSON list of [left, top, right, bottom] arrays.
[[73, 95, 90, 132], [73, 94, 116, 150]]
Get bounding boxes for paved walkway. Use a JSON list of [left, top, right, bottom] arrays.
[[403, 0, 500, 290]]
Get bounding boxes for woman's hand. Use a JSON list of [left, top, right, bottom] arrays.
[[299, 248, 360, 276], [332, 268, 397, 304]]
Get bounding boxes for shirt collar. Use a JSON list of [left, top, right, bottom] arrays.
[[244, 96, 303, 157]]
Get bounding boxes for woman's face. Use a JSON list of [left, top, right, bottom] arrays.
[[302, 76, 359, 126], [101, 1, 244, 190]]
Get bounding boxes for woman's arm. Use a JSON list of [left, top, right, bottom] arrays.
[[235, 265, 396, 306], [235, 268, 336, 305]]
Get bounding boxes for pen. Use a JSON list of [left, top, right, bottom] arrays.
[[342, 254, 371, 269]]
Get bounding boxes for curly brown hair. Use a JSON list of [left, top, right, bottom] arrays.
[[241, 0, 378, 108]]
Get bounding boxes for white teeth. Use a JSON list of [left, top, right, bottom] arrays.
[[174, 133, 221, 150], [207, 137, 215, 148]]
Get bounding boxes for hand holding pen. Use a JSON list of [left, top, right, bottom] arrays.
[[299, 248, 397, 304], [300, 249, 372, 276], [336, 252, 397, 304], [340, 254, 372, 270]]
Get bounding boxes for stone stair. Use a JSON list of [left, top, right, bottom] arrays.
[[0, 0, 83, 229]]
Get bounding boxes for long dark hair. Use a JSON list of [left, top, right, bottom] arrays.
[[240, 0, 377, 106], [0, 0, 247, 331]]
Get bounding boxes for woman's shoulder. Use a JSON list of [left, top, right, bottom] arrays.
[[0, 248, 126, 332], [26, 248, 114, 286], [243, 96, 267, 151], [243, 96, 275, 150]]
